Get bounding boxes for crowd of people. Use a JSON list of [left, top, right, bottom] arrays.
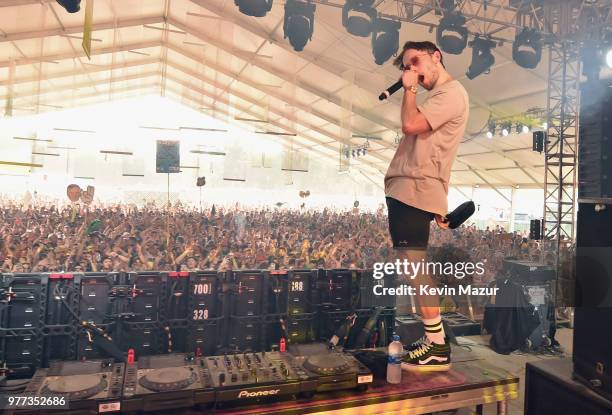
[[0, 201, 568, 285]]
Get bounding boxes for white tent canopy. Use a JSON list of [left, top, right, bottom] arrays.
[[1, 0, 608, 188]]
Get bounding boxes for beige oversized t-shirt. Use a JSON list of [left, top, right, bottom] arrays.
[[384, 79, 469, 216]]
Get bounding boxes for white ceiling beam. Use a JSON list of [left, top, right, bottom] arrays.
[[0, 15, 164, 43], [4, 71, 159, 101], [9, 82, 160, 117], [0, 57, 160, 86], [0, 39, 159, 67]]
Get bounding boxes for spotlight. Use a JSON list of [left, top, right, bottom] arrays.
[[522, 125, 530, 134], [235, 0, 273, 17], [512, 28, 542, 69], [501, 122, 511, 137], [371, 17, 401, 65], [56, 0, 81, 13], [342, 0, 376, 37], [284, 0, 316, 52], [437, 12, 468, 54], [487, 119, 496, 137], [466, 36, 496, 80]]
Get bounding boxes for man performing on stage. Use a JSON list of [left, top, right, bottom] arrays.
[[384, 41, 469, 372]]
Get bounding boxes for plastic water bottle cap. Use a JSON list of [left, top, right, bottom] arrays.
[[392, 335, 400, 341]]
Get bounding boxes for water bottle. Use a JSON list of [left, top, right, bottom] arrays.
[[387, 334, 402, 384]]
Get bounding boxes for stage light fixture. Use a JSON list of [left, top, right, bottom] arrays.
[[512, 28, 542, 69], [371, 17, 401, 65], [486, 119, 496, 138], [437, 12, 468, 55], [342, 0, 377, 37], [501, 122, 511, 137], [522, 125, 530, 134], [235, 0, 273, 17], [56, 0, 81, 13], [466, 36, 496, 80], [284, 0, 316, 52]]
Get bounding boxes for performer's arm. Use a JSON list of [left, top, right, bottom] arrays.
[[400, 70, 432, 136]]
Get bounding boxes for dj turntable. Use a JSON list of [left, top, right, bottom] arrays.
[[289, 343, 373, 393], [121, 353, 215, 412], [23, 359, 124, 413]]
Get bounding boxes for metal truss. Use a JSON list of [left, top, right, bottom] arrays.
[[542, 42, 579, 242]]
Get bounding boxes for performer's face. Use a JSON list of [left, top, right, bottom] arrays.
[[402, 49, 441, 90]]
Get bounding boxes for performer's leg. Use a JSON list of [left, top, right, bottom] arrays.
[[397, 247, 445, 345]]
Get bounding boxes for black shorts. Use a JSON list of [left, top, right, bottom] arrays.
[[386, 197, 434, 250]]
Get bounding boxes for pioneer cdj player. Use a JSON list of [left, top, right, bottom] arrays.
[[121, 353, 215, 412], [23, 359, 124, 413], [289, 343, 373, 393]]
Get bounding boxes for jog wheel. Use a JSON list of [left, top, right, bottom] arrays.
[[43, 374, 107, 399], [303, 353, 351, 376], [139, 367, 197, 392]]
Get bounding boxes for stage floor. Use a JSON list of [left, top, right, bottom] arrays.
[[453, 327, 573, 415]]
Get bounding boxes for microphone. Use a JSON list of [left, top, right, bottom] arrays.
[[378, 80, 403, 101]]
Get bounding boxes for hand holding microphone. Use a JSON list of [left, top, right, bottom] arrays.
[[379, 70, 421, 101]]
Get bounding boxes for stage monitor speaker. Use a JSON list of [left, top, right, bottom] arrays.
[[156, 140, 180, 173], [573, 202, 612, 402], [578, 80, 612, 200]]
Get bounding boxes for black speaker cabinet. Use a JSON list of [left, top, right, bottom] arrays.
[[156, 140, 180, 173], [529, 219, 542, 240], [573, 202, 612, 401], [526, 359, 612, 415], [578, 79, 612, 199]]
